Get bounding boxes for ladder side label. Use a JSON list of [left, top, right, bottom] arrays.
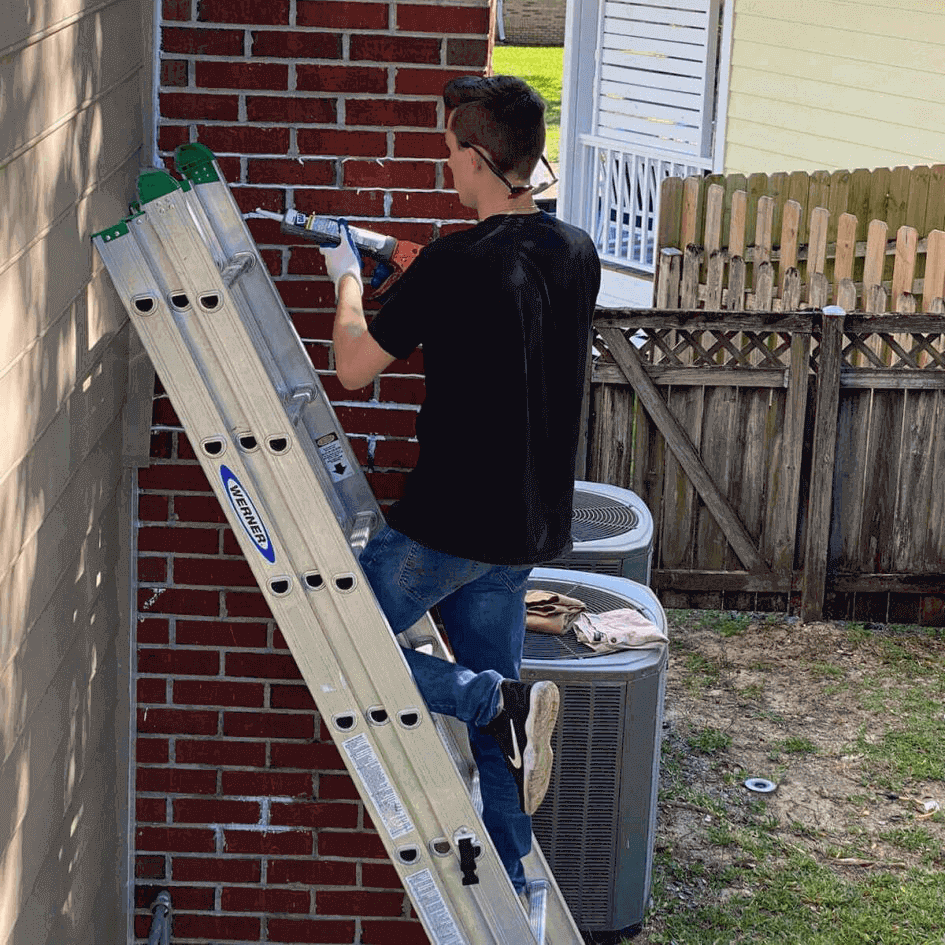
[[316, 432, 355, 483], [405, 870, 465, 945], [220, 465, 277, 564], [342, 733, 414, 840]]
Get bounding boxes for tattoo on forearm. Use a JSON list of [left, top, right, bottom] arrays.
[[343, 322, 366, 339]]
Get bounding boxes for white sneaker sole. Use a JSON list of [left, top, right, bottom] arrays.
[[522, 681, 560, 815]]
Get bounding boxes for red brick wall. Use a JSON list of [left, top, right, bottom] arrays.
[[135, 2, 494, 941]]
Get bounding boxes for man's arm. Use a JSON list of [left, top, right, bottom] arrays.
[[332, 274, 395, 390]]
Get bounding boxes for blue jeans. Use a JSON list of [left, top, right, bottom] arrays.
[[358, 524, 533, 891]]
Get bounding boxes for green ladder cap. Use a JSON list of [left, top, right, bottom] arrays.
[[91, 209, 145, 244], [175, 143, 220, 184], [92, 219, 130, 243], [138, 169, 181, 205]]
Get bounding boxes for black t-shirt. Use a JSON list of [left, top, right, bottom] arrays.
[[368, 211, 601, 565]]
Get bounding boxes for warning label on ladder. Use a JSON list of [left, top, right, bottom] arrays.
[[316, 432, 355, 482], [342, 733, 415, 840], [406, 869, 465, 945]]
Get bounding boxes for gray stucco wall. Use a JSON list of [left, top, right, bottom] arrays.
[[0, 0, 148, 941]]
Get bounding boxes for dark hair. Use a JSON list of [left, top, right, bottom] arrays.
[[443, 75, 546, 182]]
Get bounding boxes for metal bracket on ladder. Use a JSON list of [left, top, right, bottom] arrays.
[[220, 251, 255, 286], [526, 880, 549, 945], [283, 385, 316, 426], [94, 142, 583, 945], [349, 510, 377, 553]]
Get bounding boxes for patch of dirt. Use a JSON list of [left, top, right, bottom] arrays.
[[630, 614, 945, 942]]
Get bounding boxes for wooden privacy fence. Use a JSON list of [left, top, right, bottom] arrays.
[[588, 166, 945, 624]]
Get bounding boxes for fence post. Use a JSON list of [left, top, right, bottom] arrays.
[[801, 306, 846, 622]]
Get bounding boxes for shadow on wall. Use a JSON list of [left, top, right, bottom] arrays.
[[1, 0, 142, 941]]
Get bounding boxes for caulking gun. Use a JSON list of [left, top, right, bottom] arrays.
[[253, 209, 422, 297]]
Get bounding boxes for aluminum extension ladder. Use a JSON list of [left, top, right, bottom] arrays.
[[94, 143, 583, 945]]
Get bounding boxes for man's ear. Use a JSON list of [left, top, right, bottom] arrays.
[[459, 146, 481, 177]]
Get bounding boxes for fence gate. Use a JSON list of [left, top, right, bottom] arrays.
[[589, 165, 945, 625]]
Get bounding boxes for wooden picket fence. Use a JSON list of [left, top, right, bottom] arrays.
[[587, 166, 945, 624], [654, 166, 945, 313]]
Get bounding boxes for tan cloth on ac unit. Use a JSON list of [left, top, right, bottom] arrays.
[[573, 609, 668, 654], [524, 590, 587, 635]]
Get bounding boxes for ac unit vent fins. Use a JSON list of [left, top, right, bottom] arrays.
[[572, 493, 639, 541]]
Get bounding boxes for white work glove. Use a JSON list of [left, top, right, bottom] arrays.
[[320, 219, 363, 296]]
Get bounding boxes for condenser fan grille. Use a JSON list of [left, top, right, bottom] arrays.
[[572, 492, 639, 542], [522, 568, 667, 931]]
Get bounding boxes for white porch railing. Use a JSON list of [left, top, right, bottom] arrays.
[[576, 134, 713, 273]]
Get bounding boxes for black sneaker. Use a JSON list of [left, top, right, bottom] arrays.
[[484, 680, 560, 816]]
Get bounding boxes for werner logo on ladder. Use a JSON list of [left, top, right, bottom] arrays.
[[94, 73, 600, 945], [220, 465, 277, 564]]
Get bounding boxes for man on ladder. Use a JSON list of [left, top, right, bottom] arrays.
[[320, 76, 601, 897]]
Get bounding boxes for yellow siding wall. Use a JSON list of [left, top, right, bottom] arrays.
[[1, 1, 145, 941], [723, 0, 945, 174]]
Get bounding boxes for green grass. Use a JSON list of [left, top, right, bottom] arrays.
[[688, 726, 732, 755], [702, 611, 753, 637], [770, 735, 819, 756], [856, 666, 945, 786], [641, 852, 945, 945], [491, 45, 563, 164], [632, 616, 945, 945], [810, 661, 845, 680], [855, 692, 945, 786], [683, 652, 724, 690], [879, 825, 942, 863]]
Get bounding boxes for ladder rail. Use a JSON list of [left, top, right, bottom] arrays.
[[131, 199, 356, 536], [136, 185, 499, 820], [174, 165, 584, 945], [126, 201, 484, 821], [133, 196, 481, 778], [127, 215, 258, 443], [169, 155, 504, 685], [99, 219, 553, 945], [97, 149, 587, 943], [180, 171, 380, 526]]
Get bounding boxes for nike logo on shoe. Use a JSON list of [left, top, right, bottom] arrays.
[[508, 726, 523, 769], [485, 679, 560, 815]]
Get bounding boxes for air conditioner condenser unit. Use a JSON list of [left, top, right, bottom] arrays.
[[521, 567, 667, 937], [553, 481, 654, 585]]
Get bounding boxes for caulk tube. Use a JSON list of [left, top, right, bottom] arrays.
[[255, 209, 398, 264], [344, 222, 397, 262]]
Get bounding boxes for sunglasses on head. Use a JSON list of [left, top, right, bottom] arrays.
[[459, 141, 558, 199]]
